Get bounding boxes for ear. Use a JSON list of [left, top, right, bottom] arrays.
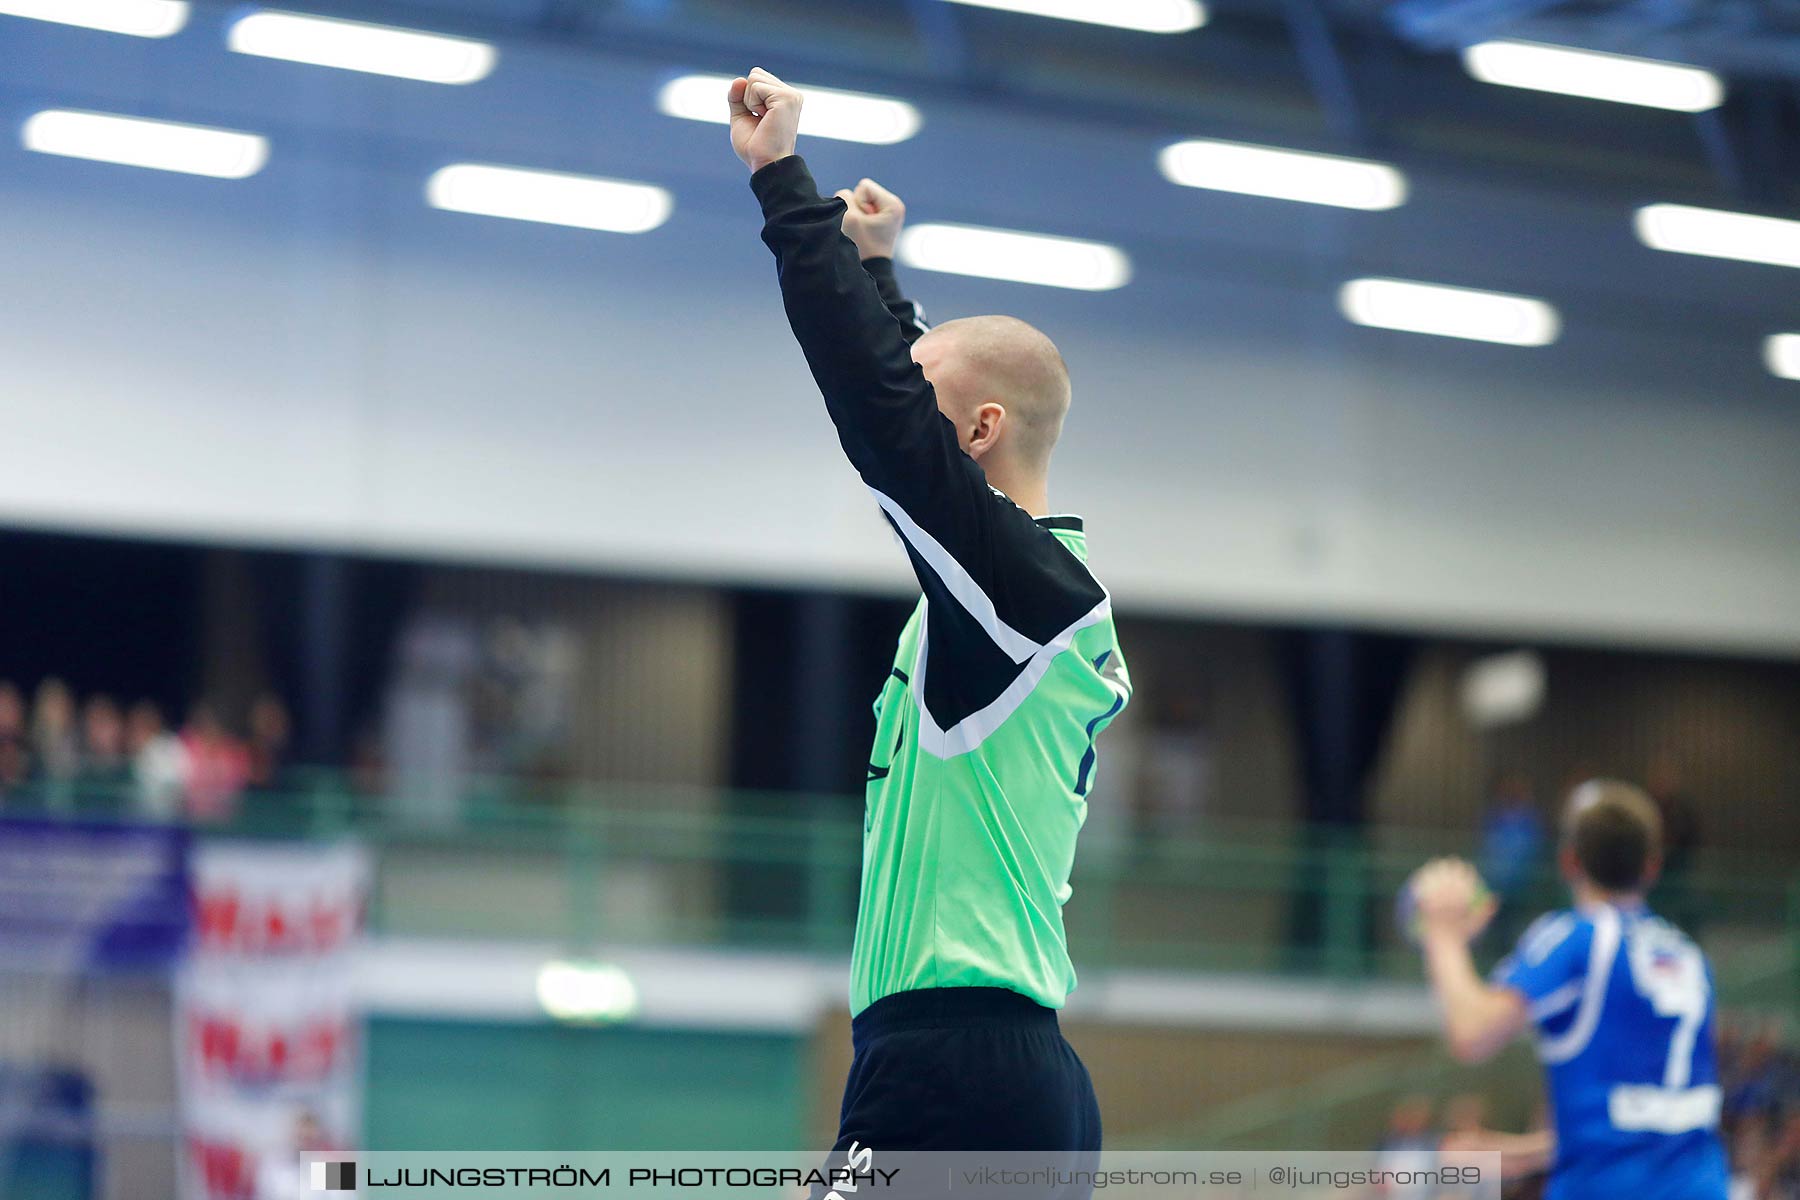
[[966, 402, 1007, 461], [1640, 852, 1663, 891], [1558, 845, 1581, 886]]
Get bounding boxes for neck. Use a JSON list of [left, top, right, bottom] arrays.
[[1573, 880, 1645, 910], [983, 462, 1049, 518]]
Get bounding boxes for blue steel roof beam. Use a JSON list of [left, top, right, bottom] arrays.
[[1693, 107, 1750, 199], [1386, 0, 1578, 50], [1283, 0, 1371, 142], [1692, 78, 1798, 206], [536, 0, 594, 35], [904, 0, 975, 80]]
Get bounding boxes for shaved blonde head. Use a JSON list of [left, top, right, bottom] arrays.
[[912, 316, 1071, 474]]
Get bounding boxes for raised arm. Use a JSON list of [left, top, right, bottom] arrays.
[[836, 177, 930, 344], [1410, 858, 1530, 1063], [729, 70, 1109, 748], [730, 69, 954, 504]]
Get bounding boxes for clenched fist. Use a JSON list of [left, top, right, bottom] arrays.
[[834, 178, 906, 261], [728, 68, 803, 173], [1407, 857, 1498, 945]]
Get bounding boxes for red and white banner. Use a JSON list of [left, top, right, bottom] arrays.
[[177, 841, 370, 1200]]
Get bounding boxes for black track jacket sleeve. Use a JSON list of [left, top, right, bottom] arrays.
[[752, 154, 1106, 731], [861, 257, 930, 344]]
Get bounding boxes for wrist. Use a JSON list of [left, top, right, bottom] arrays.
[[751, 150, 798, 174]]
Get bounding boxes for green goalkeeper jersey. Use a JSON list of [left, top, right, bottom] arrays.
[[752, 155, 1133, 1016], [856, 523, 1130, 1014]]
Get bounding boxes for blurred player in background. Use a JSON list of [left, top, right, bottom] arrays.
[[1409, 780, 1729, 1200], [729, 68, 1131, 1169], [253, 1109, 332, 1200]]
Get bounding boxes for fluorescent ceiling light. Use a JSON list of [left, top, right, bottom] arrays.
[[427, 164, 673, 234], [940, 0, 1205, 34], [1765, 335, 1800, 382], [1463, 40, 1723, 112], [1158, 139, 1407, 210], [658, 75, 920, 145], [536, 960, 638, 1023], [1634, 204, 1800, 270], [1338, 277, 1560, 346], [898, 223, 1130, 291], [229, 10, 495, 84], [22, 110, 268, 178], [0, 0, 186, 37]]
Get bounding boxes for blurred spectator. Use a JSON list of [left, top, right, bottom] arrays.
[[1647, 751, 1703, 930], [0, 685, 303, 821], [385, 613, 478, 827], [78, 694, 132, 795], [0, 737, 27, 803], [1376, 1094, 1439, 1197], [1729, 1117, 1772, 1200], [254, 1108, 333, 1200], [1137, 688, 1213, 843], [1725, 1022, 1796, 1126], [1771, 1113, 1800, 1199], [1719, 1018, 1800, 1199], [0, 681, 28, 802], [0, 680, 25, 742], [1441, 1101, 1551, 1198], [1735, 1111, 1800, 1200], [1511, 1100, 1554, 1199], [349, 724, 387, 800], [1647, 752, 1701, 869], [31, 676, 81, 808], [1442, 1093, 1489, 1143], [247, 693, 294, 794], [180, 701, 250, 822], [128, 701, 187, 821], [1477, 772, 1545, 946]]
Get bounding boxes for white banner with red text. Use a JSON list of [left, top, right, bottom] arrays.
[[177, 840, 370, 1200]]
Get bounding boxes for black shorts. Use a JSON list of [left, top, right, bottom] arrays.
[[830, 986, 1101, 1192]]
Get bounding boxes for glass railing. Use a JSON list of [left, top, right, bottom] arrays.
[[5, 773, 1797, 993]]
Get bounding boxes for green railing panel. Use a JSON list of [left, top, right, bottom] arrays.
[[4, 775, 1794, 991]]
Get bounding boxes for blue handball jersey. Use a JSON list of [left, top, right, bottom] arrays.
[[1494, 903, 1729, 1200]]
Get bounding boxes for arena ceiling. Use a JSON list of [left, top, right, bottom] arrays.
[[215, 0, 1799, 205]]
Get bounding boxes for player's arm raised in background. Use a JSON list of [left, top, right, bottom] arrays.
[[1410, 858, 1530, 1063]]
